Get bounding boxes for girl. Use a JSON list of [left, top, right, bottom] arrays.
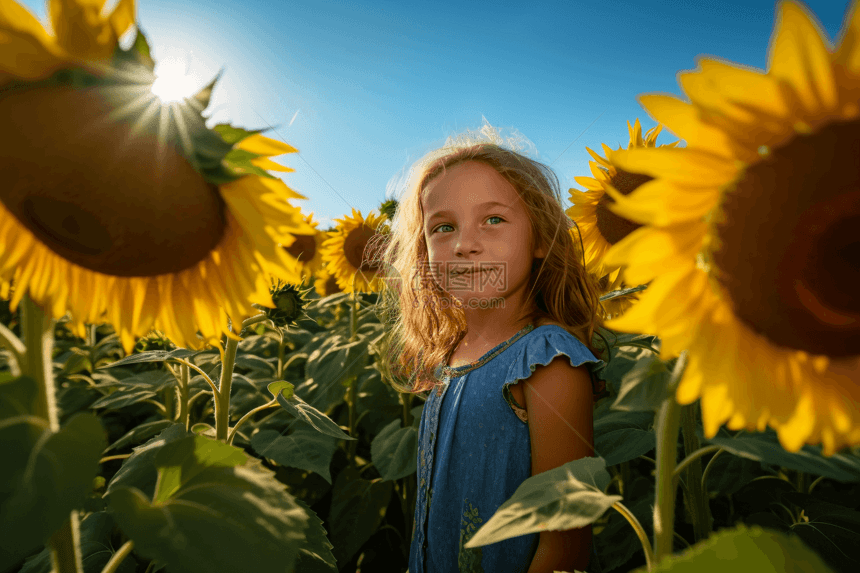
[[376, 128, 609, 573]]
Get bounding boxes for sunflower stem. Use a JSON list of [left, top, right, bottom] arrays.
[[679, 402, 713, 543], [277, 328, 287, 379], [216, 331, 240, 442], [177, 363, 190, 431], [0, 321, 24, 376], [99, 539, 134, 573], [347, 282, 360, 465], [22, 293, 83, 573], [653, 350, 687, 563], [227, 399, 279, 445]]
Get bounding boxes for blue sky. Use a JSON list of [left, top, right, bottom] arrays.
[[20, 0, 855, 229]]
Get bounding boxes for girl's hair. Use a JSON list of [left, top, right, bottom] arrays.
[[371, 129, 608, 394]]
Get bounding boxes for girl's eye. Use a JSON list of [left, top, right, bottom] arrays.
[[431, 217, 504, 234]]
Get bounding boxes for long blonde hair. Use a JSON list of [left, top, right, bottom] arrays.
[[371, 128, 608, 394]]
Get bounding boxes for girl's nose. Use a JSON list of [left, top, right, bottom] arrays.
[[454, 227, 482, 256]]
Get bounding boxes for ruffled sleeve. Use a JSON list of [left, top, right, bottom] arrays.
[[501, 326, 607, 424]]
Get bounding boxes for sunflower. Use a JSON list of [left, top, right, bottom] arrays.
[[320, 208, 388, 293], [313, 265, 342, 298], [599, 0, 860, 455], [567, 119, 680, 277], [0, 0, 312, 353], [282, 212, 326, 283]]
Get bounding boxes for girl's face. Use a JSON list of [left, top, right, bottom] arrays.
[[421, 160, 545, 305]]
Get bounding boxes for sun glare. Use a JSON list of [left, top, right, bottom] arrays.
[[151, 58, 199, 103]]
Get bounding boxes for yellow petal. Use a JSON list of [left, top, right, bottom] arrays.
[[607, 178, 720, 227], [835, 0, 860, 78], [602, 222, 706, 284], [50, 0, 115, 60], [638, 94, 733, 157], [679, 58, 789, 124], [251, 157, 294, 172], [237, 134, 298, 157], [108, 0, 136, 39], [769, 0, 838, 114], [608, 147, 738, 187]]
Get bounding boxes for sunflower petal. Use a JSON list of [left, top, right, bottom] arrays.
[[606, 178, 719, 226], [107, 0, 135, 39], [237, 134, 298, 157], [602, 222, 706, 284], [608, 147, 738, 187], [769, 0, 838, 114], [638, 94, 733, 156], [50, 0, 116, 60]]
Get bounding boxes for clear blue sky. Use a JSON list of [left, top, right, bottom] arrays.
[[20, 0, 855, 229]]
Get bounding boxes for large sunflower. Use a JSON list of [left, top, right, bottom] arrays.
[[600, 0, 860, 455], [313, 264, 342, 298], [320, 208, 388, 293], [0, 0, 312, 353], [282, 212, 326, 283]]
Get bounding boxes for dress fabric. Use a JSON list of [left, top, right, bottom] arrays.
[[407, 323, 606, 573]]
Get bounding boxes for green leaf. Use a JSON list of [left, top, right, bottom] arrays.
[[212, 123, 265, 145], [791, 501, 860, 573], [0, 404, 106, 571], [370, 406, 422, 481], [251, 428, 338, 484], [19, 512, 138, 573], [276, 392, 356, 441], [611, 351, 671, 413], [465, 457, 621, 548], [105, 420, 174, 453], [269, 380, 295, 400], [632, 523, 835, 573], [702, 428, 860, 483], [90, 387, 157, 410], [109, 436, 308, 573], [105, 424, 189, 499], [328, 466, 393, 566], [103, 369, 176, 390], [594, 410, 655, 466], [191, 68, 222, 111], [292, 497, 338, 573], [100, 348, 202, 369], [301, 334, 369, 411]]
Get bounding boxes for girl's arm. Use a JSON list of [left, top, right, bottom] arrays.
[[522, 356, 595, 573]]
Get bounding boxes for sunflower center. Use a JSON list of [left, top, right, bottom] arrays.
[[711, 119, 860, 357], [285, 234, 317, 263], [595, 169, 653, 245], [344, 225, 383, 272], [323, 274, 340, 296], [0, 84, 226, 277]]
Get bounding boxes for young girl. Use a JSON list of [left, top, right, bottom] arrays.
[[377, 129, 608, 573]]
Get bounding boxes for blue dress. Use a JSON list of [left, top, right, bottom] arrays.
[[408, 323, 606, 573]]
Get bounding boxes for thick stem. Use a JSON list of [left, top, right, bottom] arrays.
[[679, 402, 713, 543], [216, 334, 240, 442], [653, 350, 687, 563], [277, 328, 287, 379], [177, 363, 190, 431], [22, 294, 83, 573], [700, 448, 725, 492], [0, 321, 24, 376], [613, 501, 654, 572]]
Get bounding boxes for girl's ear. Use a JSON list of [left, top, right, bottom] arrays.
[[533, 241, 547, 259]]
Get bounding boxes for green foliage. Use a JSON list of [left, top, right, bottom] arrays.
[[277, 387, 356, 441], [594, 409, 656, 466], [371, 405, 423, 481], [465, 457, 621, 548], [0, 376, 106, 570], [328, 466, 394, 566], [109, 435, 309, 573], [633, 523, 835, 573], [252, 427, 339, 483]]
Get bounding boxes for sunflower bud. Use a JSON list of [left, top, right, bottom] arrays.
[[260, 280, 313, 329], [379, 199, 398, 221]]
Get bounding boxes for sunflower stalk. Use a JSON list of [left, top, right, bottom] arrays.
[[347, 280, 360, 464], [679, 402, 713, 542], [612, 501, 654, 572], [21, 293, 83, 573], [652, 350, 688, 563], [176, 363, 190, 431]]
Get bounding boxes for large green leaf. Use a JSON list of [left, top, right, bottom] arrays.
[[356, 367, 403, 436], [104, 420, 174, 453], [789, 499, 860, 573], [292, 497, 338, 573], [251, 428, 339, 483], [89, 387, 157, 410], [632, 523, 834, 573], [594, 410, 655, 466], [465, 457, 620, 548], [304, 335, 369, 405], [328, 466, 393, 566], [19, 512, 138, 573], [702, 428, 860, 483], [611, 351, 671, 413], [105, 424, 189, 499], [370, 405, 422, 481], [276, 388, 356, 441], [0, 375, 106, 571], [109, 435, 308, 573]]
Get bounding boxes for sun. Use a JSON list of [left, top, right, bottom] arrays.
[[150, 57, 200, 103]]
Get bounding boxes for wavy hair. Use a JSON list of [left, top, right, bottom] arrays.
[[371, 126, 609, 394]]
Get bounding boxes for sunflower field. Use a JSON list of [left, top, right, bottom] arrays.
[[1, 1, 860, 573]]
